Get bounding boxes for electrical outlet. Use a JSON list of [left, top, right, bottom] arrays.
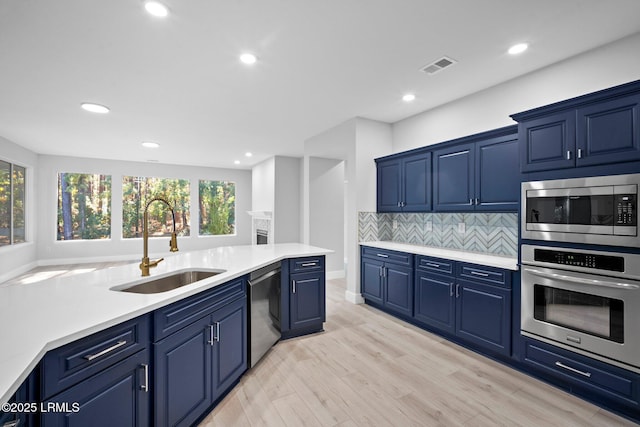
[[393, 220, 398, 230], [457, 222, 465, 233], [424, 221, 433, 232]]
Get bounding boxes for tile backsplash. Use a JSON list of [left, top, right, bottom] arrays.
[[358, 212, 517, 257]]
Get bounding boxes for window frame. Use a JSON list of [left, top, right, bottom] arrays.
[[0, 159, 27, 247]]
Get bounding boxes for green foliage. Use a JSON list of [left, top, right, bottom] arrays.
[[199, 180, 235, 236], [57, 173, 111, 240], [122, 176, 190, 239]]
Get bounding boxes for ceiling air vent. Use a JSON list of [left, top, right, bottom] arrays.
[[420, 56, 457, 75]]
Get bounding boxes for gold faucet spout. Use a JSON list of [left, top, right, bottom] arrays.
[[140, 197, 179, 276]]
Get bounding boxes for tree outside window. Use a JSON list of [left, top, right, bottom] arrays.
[[57, 173, 111, 240], [199, 180, 235, 236], [122, 176, 190, 238]]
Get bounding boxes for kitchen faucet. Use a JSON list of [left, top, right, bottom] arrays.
[[140, 196, 179, 276]]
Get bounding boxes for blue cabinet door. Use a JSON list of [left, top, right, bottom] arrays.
[[576, 94, 640, 167], [475, 135, 519, 211], [42, 349, 150, 427], [519, 111, 576, 172], [154, 316, 212, 427], [211, 298, 248, 400], [434, 144, 475, 211], [290, 271, 326, 330], [361, 258, 384, 304], [455, 280, 511, 357], [383, 264, 413, 317], [402, 152, 432, 211], [377, 159, 402, 212], [414, 271, 455, 334]]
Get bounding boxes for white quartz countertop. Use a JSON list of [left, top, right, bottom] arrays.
[[0, 243, 331, 405], [360, 241, 518, 271]]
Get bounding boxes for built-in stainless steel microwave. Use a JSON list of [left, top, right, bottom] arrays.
[[522, 174, 638, 247]]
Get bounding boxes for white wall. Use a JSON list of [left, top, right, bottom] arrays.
[[0, 136, 38, 281], [309, 158, 344, 275], [37, 155, 252, 264], [393, 32, 640, 153], [251, 157, 275, 212], [273, 156, 301, 244]]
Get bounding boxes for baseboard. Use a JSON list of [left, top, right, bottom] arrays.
[[345, 289, 364, 304]]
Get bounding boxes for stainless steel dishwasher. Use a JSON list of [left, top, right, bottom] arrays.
[[248, 262, 281, 368]]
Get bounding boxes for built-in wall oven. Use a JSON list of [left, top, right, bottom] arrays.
[[522, 174, 638, 247], [521, 244, 640, 372]]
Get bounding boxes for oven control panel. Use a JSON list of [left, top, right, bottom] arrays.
[[615, 194, 637, 226], [534, 248, 624, 272]]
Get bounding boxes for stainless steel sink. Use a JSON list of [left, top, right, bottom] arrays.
[[114, 270, 224, 294]]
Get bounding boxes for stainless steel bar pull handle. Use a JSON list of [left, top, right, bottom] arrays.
[[425, 262, 440, 268], [301, 262, 316, 267], [4, 420, 20, 427], [449, 283, 454, 297], [577, 148, 583, 159], [140, 364, 149, 392], [208, 325, 215, 345], [292, 280, 296, 293], [214, 322, 220, 343], [470, 271, 489, 277], [566, 150, 572, 160], [555, 361, 592, 378], [469, 199, 473, 205], [455, 284, 460, 298], [376, 253, 389, 258], [84, 340, 127, 361]]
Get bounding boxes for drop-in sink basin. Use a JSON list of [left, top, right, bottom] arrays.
[[113, 269, 225, 294]]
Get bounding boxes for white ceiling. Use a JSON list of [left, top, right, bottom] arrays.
[[1, 0, 640, 169]]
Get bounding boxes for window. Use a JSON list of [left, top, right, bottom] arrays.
[[57, 173, 111, 240], [123, 176, 190, 238], [0, 160, 26, 246], [199, 180, 235, 236]]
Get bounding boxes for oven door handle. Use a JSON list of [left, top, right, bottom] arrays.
[[524, 267, 640, 290]]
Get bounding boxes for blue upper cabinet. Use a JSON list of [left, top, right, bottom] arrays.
[[434, 143, 475, 211], [433, 128, 519, 212], [513, 80, 640, 173], [475, 134, 520, 211], [377, 152, 431, 212]]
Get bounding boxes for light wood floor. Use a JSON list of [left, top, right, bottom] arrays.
[[199, 278, 636, 427]]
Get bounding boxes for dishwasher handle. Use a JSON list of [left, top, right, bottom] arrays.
[[248, 268, 281, 287]]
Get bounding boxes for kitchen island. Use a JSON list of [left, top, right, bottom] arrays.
[[0, 243, 331, 409]]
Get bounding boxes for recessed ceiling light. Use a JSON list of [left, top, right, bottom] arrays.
[[81, 103, 110, 114], [245, 152, 253, 157], [141, 141, 160, 149], [240, 53, 257, 65], [402, 94, 416, 102], [145, 1, 169, 17], [508, 43, 528, 55], [234, 160, 241, 165]]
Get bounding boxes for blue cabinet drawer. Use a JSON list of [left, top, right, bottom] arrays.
[[416, 255, 454, 276], [42, 314, 150, 400], [290, 256, 325, 273], [361, 247, 413, 267], [457, 263, 510, 288], [522, 338, 639, 405], [153, 277, 246, 341]]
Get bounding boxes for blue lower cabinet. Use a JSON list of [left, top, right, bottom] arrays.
[[361, 248, 414, 318], [290, 271, 326, 330], [154, 297, 247, 427], [41, 348, 151, 427], [361, 258, 385, 305], [455, 280, 511, 357], [211, 298, 248, 398], [522, 337, 640, 419], [154, 316, 213, 427], [414, 271, 455, 335], [383, 264, 413, 317]]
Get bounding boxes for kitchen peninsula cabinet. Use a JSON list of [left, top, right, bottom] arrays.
[[376, 152, 432, 212], [153, 277, 247, 427], [513, 81, 640, 173], [281, 256, 326, 338]]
